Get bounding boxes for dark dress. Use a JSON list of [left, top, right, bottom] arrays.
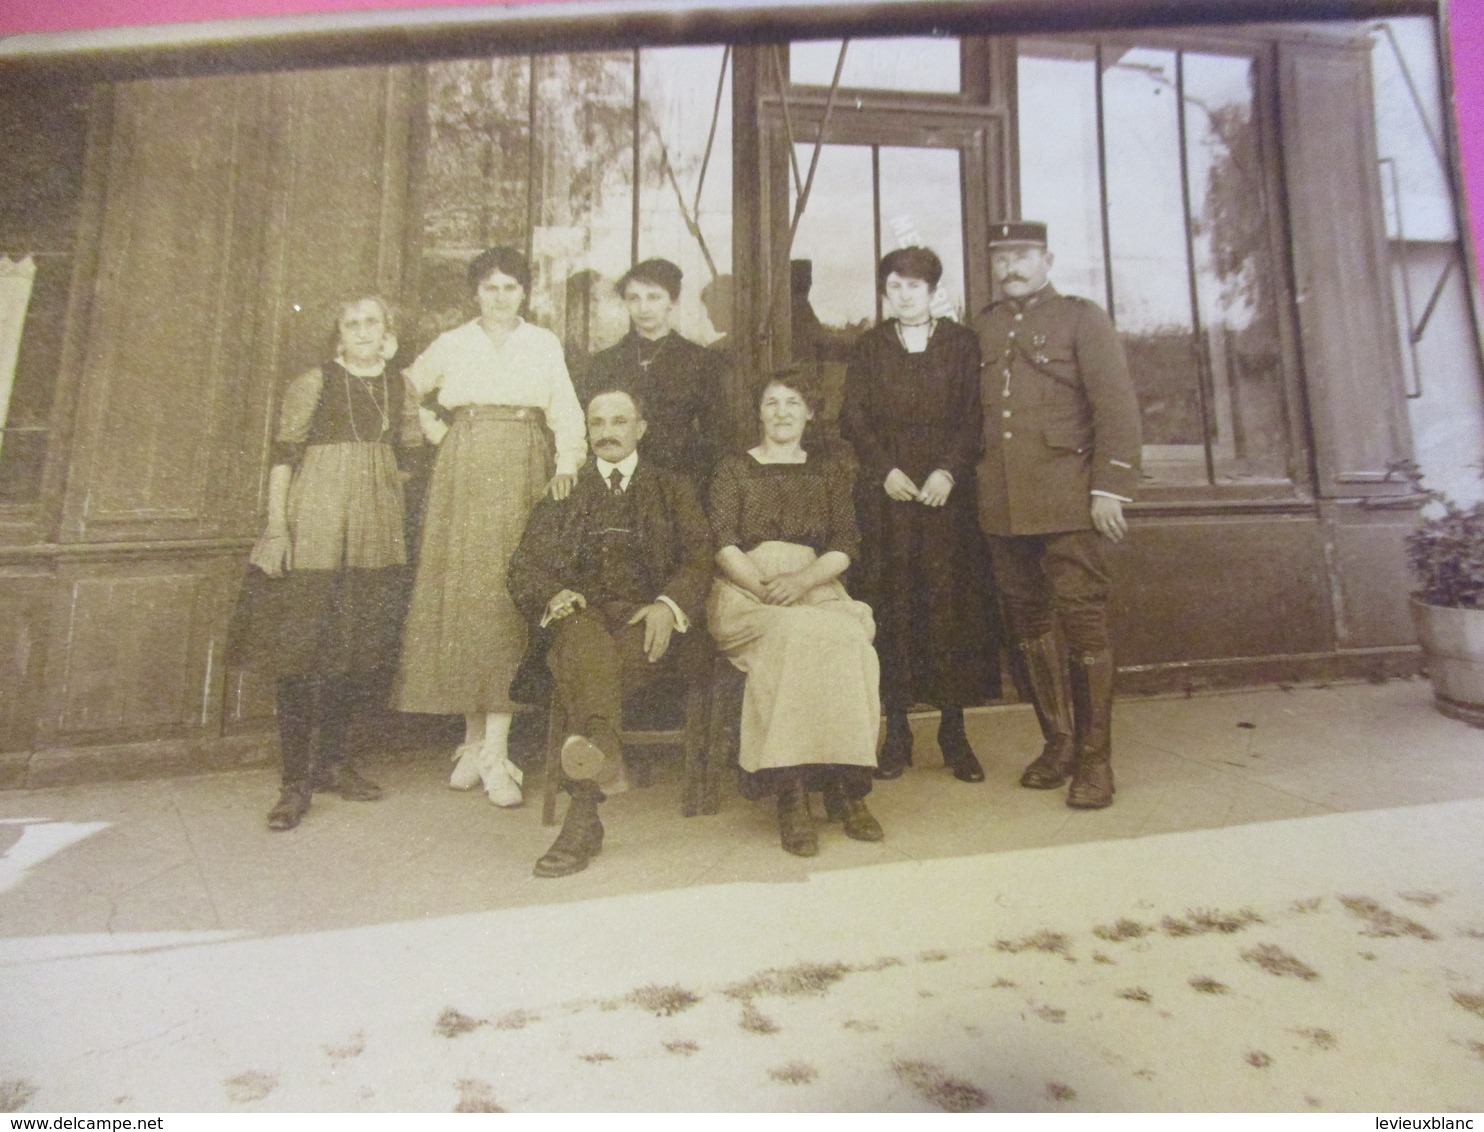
[[580, 329, 729, 482], [226, 361, 422, 679], [839, 318, 1001, 711]]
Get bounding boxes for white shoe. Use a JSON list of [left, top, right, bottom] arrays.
[[449, 743, 483, 791], [481, 756, 524, 808]]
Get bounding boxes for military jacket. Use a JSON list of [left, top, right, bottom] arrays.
[[972, 285, 1142, 536]]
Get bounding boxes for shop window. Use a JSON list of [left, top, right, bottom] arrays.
[[415, 46, 733, 359], [1018, 38, 1292, 489], [790, 37, 962, 94], [0, 79, 90, 509]]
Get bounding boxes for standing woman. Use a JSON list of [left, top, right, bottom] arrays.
[[228, 295, 422, 832], [839, 246, 1000, 783], [708, 369, 883, 858], [394, 247, 585, 807]]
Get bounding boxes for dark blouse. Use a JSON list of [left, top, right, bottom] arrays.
[[272, 360, 423, 469], [708, 451, 859, 561], [838, 318, 983, 487]]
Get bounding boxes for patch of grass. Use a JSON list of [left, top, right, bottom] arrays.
[[1241, 943, 1320, 981], [892, 1059, 989, 1113], [857, 956, 904, 971], [493, 1009, 540, 1031], [1292, 1027, 1337, 1050], [222, 1072, 277, 1105], [1092, 952, 1115, 965], [1458, 926, 1484, 940], [1093, 918, 1152, 943], [1163, 908, 1263, 937], [768, 1061, 818, 1085], [724, 962, 850, 1000], [579, 1052, 615, 1064], [842, 1018, 879, 1032], [0, 1080, 38, 1111], [1245, 1051, 1273, 1069], [1188, 976, 1229, 995], [991, 977, 1017, 989], [628, 984, 702, 1017], [1464, 1039, 1484, 1063], [434, 1008, 484, 1038], [323, 1033, 365, 1060], [1451, 990, 1484, 1020], [1033, 1003, 1067, 1023], [995, 930, 1071, 956], [1398, 890, 1442, 907], [1291, 897, 1323, 914], [918, 949, 949, 963], [453, 1079, 504, 1113], [739, 1003, 779, 1034], [1047, 1082, 1077, 1102], [663, 1039, 699, 1056], [1339, 896, 1438, 940], [1116, 987, 1153, 1003]]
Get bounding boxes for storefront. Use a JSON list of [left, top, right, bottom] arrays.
[[0, 3, 1478, 784]]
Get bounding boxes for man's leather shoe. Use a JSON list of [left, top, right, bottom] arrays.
[[873, 713, 913, 780], [938, 709, 985, 783], [534, 791, 604, 877], [266, 784, 311, 831], [310, 763, 383, 801], [777, 776, 818, 857]]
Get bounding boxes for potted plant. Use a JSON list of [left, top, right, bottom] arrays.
[[1393, 460, 1484, 727]]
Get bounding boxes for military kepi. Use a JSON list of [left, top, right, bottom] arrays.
[[987, 220, 1048, 248]]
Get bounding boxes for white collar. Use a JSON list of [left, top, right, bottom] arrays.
[[595, 451, 640, 488]]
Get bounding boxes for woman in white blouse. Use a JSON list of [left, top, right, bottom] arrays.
[[394, 247, 585, 807]]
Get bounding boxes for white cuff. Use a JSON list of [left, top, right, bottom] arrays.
[[657, 595, 689, 633], [1090, 490, 1132, 503]]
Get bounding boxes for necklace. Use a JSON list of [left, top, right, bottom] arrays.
[[340, 362, 390, 443], [894, 317, 938, 353], [635, 333, 670, 372]]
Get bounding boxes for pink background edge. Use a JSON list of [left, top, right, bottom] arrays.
[[1, 0, 1481, 298]]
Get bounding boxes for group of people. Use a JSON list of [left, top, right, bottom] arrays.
[[226, 219, 1142, 879]]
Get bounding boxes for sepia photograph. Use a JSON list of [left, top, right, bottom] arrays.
[[1, 0, 1482, 1113]]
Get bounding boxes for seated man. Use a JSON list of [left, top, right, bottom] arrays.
[[507, 387, 715, 878]]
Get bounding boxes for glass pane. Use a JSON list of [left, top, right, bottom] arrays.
[[636, 45, 733, 347], [530, 51, 635, 356], [420, 57, 531, 341], [878, 146, 965, 321], [1103, 46, 1206, 485], [790, 143, 874, 422], [1016, 41, 1107, 306], [1185, 52, 1291, 484], [790, 38, 960, 94]]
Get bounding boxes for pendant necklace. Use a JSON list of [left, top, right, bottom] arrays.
[[636, 334, 669, 372], [341, 361, 390, 443]]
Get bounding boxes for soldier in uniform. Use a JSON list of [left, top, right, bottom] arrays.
[[973, 222, 1141, 809]]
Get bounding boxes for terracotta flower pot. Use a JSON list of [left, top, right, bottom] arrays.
[[1410, 597, 1484, 727]]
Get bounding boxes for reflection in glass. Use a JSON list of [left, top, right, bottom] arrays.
[[637, 45, 733, 348], [1184, 52, 1290, 483], [789, 38, 960, 94], [1103, 46, 1206, 485], [1017, 41, 1106, 305], [878, 147, 965, 321]]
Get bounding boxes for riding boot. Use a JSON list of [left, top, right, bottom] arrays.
[[267, 676, 315, 831], [937, 706, 984, 783], [533, 780, 606, 878], [1015, 633, 1077, 789], [776, 771, 818, 857], [308, 675, 382, 801], [873, 711, 913, 780], [1067, 650, 1116, 809]]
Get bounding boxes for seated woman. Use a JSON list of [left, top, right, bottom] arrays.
[[707, 368, 883, 857]]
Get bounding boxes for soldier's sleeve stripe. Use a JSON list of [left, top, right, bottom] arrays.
[[1110, 459, 1132, 469]]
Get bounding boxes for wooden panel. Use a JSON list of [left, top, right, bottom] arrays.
[[1279, 40, 1412, 496], [1323, 500, 1419, 649], [0, 570, 51, 754], [1111, 513, 1335, 667], [62, 74, 271, 543]]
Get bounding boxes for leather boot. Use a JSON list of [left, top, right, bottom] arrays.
[[937, 706, 984, 783], [1067, 650, 1116, 809], [821, 780, 884, 841], [268, 676, 314, 831], [1016, 634, 1077, 789], [533, 783, 606, 878], [873, 712, 913, 780], [308, 676, 382, 801], [776, 773, 818, 857]]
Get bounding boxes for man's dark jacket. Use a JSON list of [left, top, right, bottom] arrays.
[[506, 458, 716, 700]]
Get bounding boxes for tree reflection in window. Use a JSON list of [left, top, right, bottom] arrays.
[[416, 47, 732, 360], [1018, 38, 1291, 489]]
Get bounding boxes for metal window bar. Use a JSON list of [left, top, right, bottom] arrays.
[[1175, 50, 1219, 485], [872, 144, 883, 325], [1094, 43, 1116, 322], [692, 45, 731, 228], [1380, 156, 1425, 398], [641, 105, 720, 279], [631, 50, 642, 265]]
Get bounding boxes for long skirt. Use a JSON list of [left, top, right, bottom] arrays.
[[706, 541, 880, 773], [394, 406, 551, 714]]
